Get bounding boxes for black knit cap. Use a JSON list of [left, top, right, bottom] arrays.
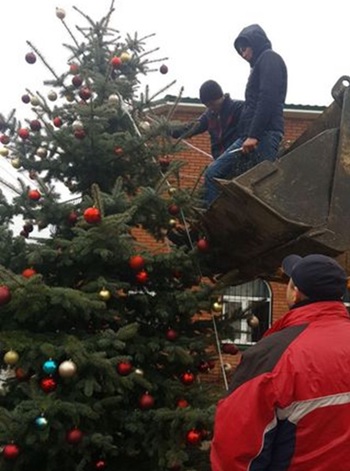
[[282, 254, 347, 301], [199, 80, 223, 104]]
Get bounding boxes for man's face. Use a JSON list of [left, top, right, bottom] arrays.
[[205, 97, 224, 113], [239, 46, 253, 63]]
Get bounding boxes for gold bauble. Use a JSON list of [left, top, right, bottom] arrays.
[[99, 288, 111, 301], [36, 147, 48, 159], [120, 52, 131, 62], [169, 219, 177, 228], [248, 315, 259, 328], [47, 90, 58, 101], [108, 94, 120, 104], [30, 96, 40, 106], [0, 147, 9, 157], [11, 158, 21, 169], [4, 350, 19, 366], [212, 301, 223, 313], [168, 186, 177, 195], [55, 7, 66, 19]]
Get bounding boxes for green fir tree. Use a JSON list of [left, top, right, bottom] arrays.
[[0, 3, 227, 470]]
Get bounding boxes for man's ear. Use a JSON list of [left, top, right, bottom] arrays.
[[293, 285, 304, 303]]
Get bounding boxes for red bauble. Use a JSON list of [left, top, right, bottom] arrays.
[[28, 189, 41, 201], [129, 255, 145, 271], [69, 63, 79, 74], [66, 428, 83, 444], [30, 119, 41, 131], [180, 371, 195, 385], [72, 75, 83, 87], [83, 207, 101, 224], [18, 128, 30, 140], [197, 238, 209, 252], [0, 285, 11, 305], [15, 367, 29, 381], [110, 56, 122, 68], [159, 156, 170, 169], [159, 64, 168, 74], [22, 268, 37, 278], [79, 87, 92, 101], [2, 443, 20, 460], [0, 134, 10, 144], [186, 429, 202, 446], [166, 328, 179, 341], [95, 460, 107, 470], [53, 116, 62, 128], [114, 146, 124, 156], [40, 377, 57, 393], [138, 392, 155, 410], [168, 204, 180, 216], [176, 398, 189, 408], [25, 52, 36, 64], [222, 343, 239, 355], [74, 129, 86, 139], [68, 211, 78, 224], [117, 360, 133, 376], [135, 269, 148, 284]]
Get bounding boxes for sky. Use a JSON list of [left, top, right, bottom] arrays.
[[0, 0, 349, 204]]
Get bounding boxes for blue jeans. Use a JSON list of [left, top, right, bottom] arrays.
[[204, 131, 283, 207]]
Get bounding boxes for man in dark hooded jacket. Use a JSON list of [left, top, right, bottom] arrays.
[[203, 24, 287, 207]]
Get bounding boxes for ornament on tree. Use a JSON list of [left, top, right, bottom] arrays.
[[221, 342, 239, 355], [36, 147, 48, 158], [158, 156, 170, 170], [108, 94, 120, 104], [30, 95, 40, 106], [40, 377, 57, 393], [28, 189, 41, 201], [15, 367, 30, 381], [72, 75, 83, 87], [35, 415, 49, 430], [186, 429, 202, 446], [116, 360, 133, 376], [2, 443, 20, 460], [110, 56, 122, 69], [224, 363, 233, 372], [0, 285, 11, 305], [58, 360, 77, 378], [120, 51, 131, 62], [135, 269, 148, 284], [18, 128, 30, 140], [53, 116, 63, 128], [30, 119, 42, 132], [180, 371, 195, 386], [23, 220, 34, 234], [138, 392, 155, 410], [166, 328, 179, 341], [83, 207, 101, 224], [168, 219, 178, 228], [47, 90, 58, 101], [22, 267, 37, 278], [139, 121, 151, 132], [21, 94, 31, 104], [212, 301, 223, 313], [68, 211, 78, 224], [134, 367, 144, 376], [196, 238, 209, 253], [25, 52, 36, 64], [42, 359, 58, 375], [168, 186, 177, 195], [99, 288, 111, 301], [69, 62, 79, 75], [55, 7, 66, 19], [159, 64, 168, 74], [248, 315, 260, 328], [74, 129, 86, 139], [94, 459, 107, 470], [128, 255, 145, 271], [72, 120, 84, 131], [0, 147, 9, 157], [176, 398, 189, 408], [114, 146, 123, 156], [198, 360, 210, 373], [79, 86, 92, 101], [0, 134, 10, 144], [66, 427, 83, 444], [4, 349, 19, 366], [168, 204, 180, 216]]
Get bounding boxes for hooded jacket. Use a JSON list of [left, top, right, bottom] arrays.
[[211, 300, 350, 471], [233, 24, 287, 140], [171, 94, 243, 159]]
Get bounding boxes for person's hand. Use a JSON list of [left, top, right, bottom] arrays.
[[242, 137, 258, 154]]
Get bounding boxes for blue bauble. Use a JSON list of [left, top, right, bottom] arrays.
[[42, 359, 58, 375], [35, 416, 48, 430]]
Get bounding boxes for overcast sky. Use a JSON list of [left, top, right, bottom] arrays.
[[0, 0, 349, 202]]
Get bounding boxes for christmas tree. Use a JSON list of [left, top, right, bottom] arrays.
[[0, 3, 227, 470]]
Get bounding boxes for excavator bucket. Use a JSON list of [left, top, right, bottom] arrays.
[[201, 76, 350, 284]]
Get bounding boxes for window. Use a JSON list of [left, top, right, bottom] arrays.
[[222, 279, 272, 346]]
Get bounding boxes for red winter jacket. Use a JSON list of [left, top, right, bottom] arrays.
[[210, 300, 350, 471]]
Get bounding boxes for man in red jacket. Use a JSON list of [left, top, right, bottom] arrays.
[[211, 254, 350, 471]]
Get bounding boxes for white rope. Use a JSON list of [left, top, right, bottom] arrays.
[[181, 139, 213, 159]]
